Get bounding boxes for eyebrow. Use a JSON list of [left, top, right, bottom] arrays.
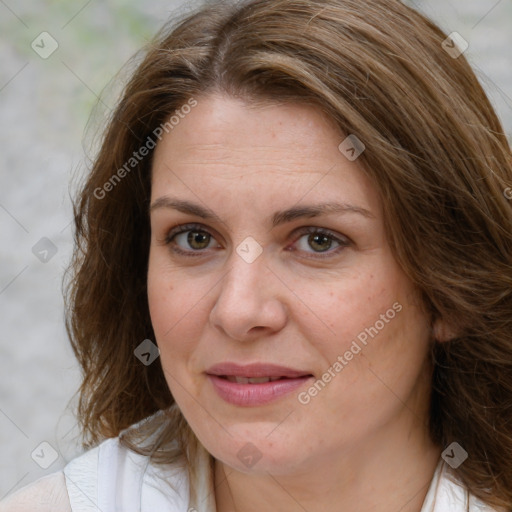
[[149, 196, 374, 228]]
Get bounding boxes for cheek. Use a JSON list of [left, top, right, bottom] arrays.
[[147, 254, 184, 359], [298, 269, 397, 354], [306, 260, 428, 375], [147, 253, 209, 371], [147, 255, 172, 337], [147, 248, 188, 335], [331, 284, 430, 405]]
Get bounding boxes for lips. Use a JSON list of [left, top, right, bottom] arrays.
[[206, 362, 312, 379], [206, 363, 314, 406], [224, 376, 282, 383]]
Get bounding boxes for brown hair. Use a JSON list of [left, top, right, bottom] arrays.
[[66, 0, 512, 509]]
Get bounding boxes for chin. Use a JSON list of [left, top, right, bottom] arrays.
[[201, 424, 313, 475]]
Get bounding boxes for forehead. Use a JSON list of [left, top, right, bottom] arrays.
[[151, 93, 379, 211], [155, 94, 339, 159]]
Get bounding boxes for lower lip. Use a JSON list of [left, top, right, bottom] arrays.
[[207, 375, 313, 406]]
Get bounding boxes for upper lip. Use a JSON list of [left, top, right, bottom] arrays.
[[206, 362, 312, 379]]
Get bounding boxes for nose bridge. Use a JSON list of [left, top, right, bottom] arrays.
[[221, 249, 268, 308], [221, 233, 268, 296], [210, 246, 287, 339]]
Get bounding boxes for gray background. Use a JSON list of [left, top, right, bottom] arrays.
[[1, 0, 511, 499]]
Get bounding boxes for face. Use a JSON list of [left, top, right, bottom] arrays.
[[147, 93, 434, 475]]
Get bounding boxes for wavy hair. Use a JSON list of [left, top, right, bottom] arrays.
[[65, 0, 512, 509]]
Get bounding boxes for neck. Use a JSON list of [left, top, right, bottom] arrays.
[[214, 417, 441, 512]]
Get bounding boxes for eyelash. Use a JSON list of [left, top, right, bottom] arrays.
[[163, 223, 350, 259]]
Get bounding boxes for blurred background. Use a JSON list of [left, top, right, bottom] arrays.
[[0, 0, 511, 499]]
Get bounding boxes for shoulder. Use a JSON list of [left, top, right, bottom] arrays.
[[1, 437, 193, 512], [421, 460, 504, 512], [64, 437, 191, 511], [0, 471, 71, 512]]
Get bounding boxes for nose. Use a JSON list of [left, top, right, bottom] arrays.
[[209, 251, 288, 341]]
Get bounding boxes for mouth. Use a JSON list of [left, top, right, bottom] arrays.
[[206, 362, 313, 380], [205, 362, 314, 406], [218, 375, 310, 384]]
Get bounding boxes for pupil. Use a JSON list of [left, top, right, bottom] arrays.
[[188, 231, 209, 249], [309, 233, 331, 252]]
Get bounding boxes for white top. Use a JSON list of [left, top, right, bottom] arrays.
[[0, 437, 502, 511]]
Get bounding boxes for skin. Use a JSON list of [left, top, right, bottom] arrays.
[[147, 93, 445, 512]]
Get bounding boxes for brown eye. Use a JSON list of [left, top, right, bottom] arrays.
[[291, 227, 350, 258], [164, 223, 220, 255], [186, 230, 211, 250], [171, 229, 216, 251], [307, 233, 333, 252]]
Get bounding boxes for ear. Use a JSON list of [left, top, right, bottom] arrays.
[[432, 317, 458, 343]]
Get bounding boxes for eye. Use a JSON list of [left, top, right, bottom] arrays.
[[290, 227, 350, 258], [164, 223, 220, 255], [163, 223, 350, 259]]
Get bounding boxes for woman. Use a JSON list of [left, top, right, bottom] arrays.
[[2, 0, 511, 510]]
